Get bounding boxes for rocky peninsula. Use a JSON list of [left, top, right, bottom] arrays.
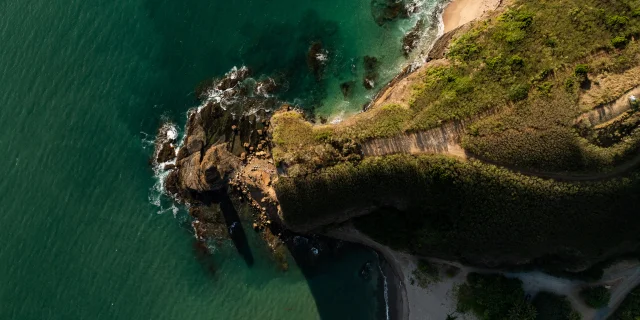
[[154, 0, 640, 318]]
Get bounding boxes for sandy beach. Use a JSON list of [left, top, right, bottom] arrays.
[[327, 225, 476, 320], [443, 0, 502, 32]]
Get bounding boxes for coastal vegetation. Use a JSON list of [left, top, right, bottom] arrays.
[[531, 292, 581, 320], [455, 273, 536, 319], [276, 154, 640, 266], [410, 259, 441, 288], [579, 285, 611, 309], [613, 284, 640, 319], [271, 0, 640, 176]]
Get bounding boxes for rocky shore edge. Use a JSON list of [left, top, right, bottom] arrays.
[[151, 0, 503, 318]]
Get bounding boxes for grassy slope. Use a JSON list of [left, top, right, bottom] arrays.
[[271, 0, 640, 266], [272, 0, 640, 174]]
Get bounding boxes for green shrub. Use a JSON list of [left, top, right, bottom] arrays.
[[532, 292, 581, 320], [564, 77, 576, 91], [495, 10, 535, 45], [456, 273, 535, 320], [537, 82, 554, 95], [509, 54, 525, 68], [612, 36, 629, 49], [509, 84, 529, 101], [411, 259, 441, 288], [613, 284, 640, 319], [606, 15, 630, 30], [580, 286, 611, 308], [575, 64, 590, 77]]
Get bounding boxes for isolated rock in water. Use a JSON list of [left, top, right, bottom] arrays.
[[402, 19, 424, 57], [307, 41, 327, 81], [153, 122, 178, 165], [216, 66, 251, 91], [189, 206, 228, 240], [340, 81, 356, 99], [255, 77, 279, 96], [364, 55, 379, 72], [363, 56, 379, 90], [363, 78, 375, 90], [371, 0, 409, 26]]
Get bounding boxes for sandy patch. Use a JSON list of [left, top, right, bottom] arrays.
[[399, 255, 476, 320], [443, 0, 502, 33]]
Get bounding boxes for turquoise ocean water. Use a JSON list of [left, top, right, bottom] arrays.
[[0, 0, 443, 319]]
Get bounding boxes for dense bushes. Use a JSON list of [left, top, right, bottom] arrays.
[[416, 0, 640, 172], [580, 286, 611, 308], [532, 292, 581, 320], [276, 154, 640, 265], [456, 273, 535, 320], [613, 284, 640, 319]]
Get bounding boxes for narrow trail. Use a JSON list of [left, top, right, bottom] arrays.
[[361, 119, 640, 182], [576, 85, 640, 128]]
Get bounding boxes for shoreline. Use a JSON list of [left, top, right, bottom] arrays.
[[365, 0, 502, 111], [332, 2, 505, 319], [326, 225, 472, 320], [326, 225, 409, 320]]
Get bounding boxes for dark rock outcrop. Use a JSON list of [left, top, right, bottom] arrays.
[[402, 19, 424, 57], [363, 56, 379, 90], [371, 0, 410, 26], [340, 81, 356, 99], [307, 41, 327, 81], [156, 143, 175, 164]]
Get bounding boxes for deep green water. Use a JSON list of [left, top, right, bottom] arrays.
[[0, 0, 442, 319]]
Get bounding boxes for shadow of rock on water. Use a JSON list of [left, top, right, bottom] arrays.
[[194, 190, 255, 267], [282, 233, 390, 320]]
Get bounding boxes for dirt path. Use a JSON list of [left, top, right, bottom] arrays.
[[576, 85, 640, 128], [361, 119, 468, 159]]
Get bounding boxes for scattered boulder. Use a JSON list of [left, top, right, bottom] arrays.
[[363, 56, 379, 90], [371, 0, 409, 26], [307, 41, 327, 81], [402, 19, 424, 57], [255, 77, 279, 96], [340, 81, 356, 99]]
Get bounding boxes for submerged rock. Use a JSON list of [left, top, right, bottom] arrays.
[[371, 0, 410, 26], [363, 56, 380, 90], [402, 19, 424, 57], [307, 41, 327, 81], [340, 81, 356, 99]]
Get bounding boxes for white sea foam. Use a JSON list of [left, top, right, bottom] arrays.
[[378, 262, 390, 320], [315, 52, 329, 62]]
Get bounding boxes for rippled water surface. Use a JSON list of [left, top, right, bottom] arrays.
[[0, 0, 443, 319]]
